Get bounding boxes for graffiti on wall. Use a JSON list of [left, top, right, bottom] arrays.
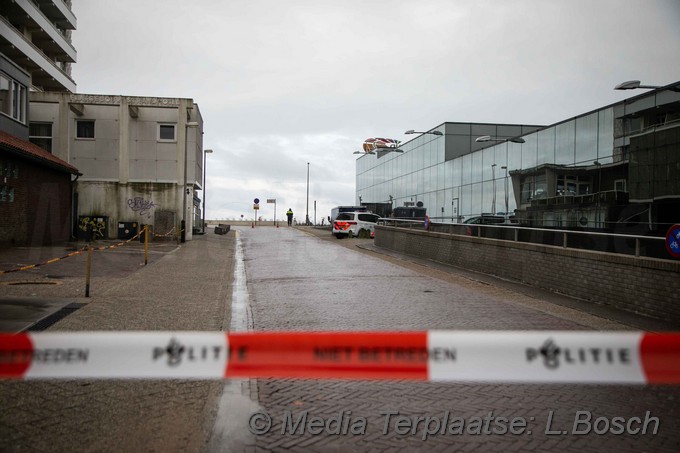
[[127, 197, 157, 218], [79, 216, 106, 240]]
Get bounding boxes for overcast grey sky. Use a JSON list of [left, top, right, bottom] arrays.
[[71, 0, 680, 222]]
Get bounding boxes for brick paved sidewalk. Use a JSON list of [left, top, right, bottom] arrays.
[[0, 231, 235, 452]]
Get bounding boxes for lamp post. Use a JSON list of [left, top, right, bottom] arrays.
[[593, 160, 602, 228], [491, 164, 497, 215], [404, 129, 443, 136], [306, 162, 310, 226], [182, 121, 200, 243], [501, 166, 508, 216], [615, 80, 679, 92], [475, 135, 525, 144], [202, 148, 213, 233], [614, 80, 662, 90]]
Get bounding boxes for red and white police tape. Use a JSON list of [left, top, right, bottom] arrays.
[[1, 331, 679, 384]]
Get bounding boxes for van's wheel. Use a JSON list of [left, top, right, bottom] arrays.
[[347, 231, 353, 238]]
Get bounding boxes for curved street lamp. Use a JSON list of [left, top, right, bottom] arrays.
[[614, 80, 679, 93], [614, 80, 662, 90], [405, 129, 443, 136], [475, 135, 525, 143]]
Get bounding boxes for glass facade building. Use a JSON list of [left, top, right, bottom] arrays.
[[356, 82, 680, 230]]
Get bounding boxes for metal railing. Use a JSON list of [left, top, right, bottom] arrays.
[[377, 218, 669, 260]]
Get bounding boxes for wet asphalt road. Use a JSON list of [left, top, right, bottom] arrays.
[[1, 226, 679, 452], [212, 226, 680, 453]]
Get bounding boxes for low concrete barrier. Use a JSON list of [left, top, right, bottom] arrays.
[[214, 224, 230, 235], [375, 225, 680, 324]]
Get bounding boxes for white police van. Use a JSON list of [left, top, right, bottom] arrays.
[[332, 211, 380, 239]]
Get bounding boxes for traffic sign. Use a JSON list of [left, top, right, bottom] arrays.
[[267, 199, 276, 203], [665, 224, 680, 258], [253, 204, 260, 210], [254, 198, 260, 204]]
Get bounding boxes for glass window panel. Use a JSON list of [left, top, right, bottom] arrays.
[[555, 120, 575, 165], [471, 151, 483, 183], [460, 184, 472, 218], [436, 137, 445, 163], [521, 133, 538, 169], [461, 154, 472, 185], [0, 74, 10, 116], [482, 148, 495, 181], [598, 108, 614, 164], [482, 180, 494, 214], [575, 113, 598, 166], [507, 141, 522, 171], [495, 144, 507, 169], [520, 176, 533, 204], [444, 160, 453, 189], [76, 120, 95, 139], [452, 158, 462, 188], [30, 122, 52, 137], [537, 128, 555, 165], [470, 182, 483, 216]]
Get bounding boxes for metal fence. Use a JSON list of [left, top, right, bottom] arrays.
[[377, 218, 670, 260]]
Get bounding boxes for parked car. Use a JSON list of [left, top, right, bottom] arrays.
[[332, 212, 380, 239], [463, 214, 517, 225]]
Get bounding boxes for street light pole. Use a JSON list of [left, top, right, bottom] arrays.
[[404, 129, 444, 136], [306, 162, 310, 225], [491, 164, 497, 215], [501, 166, 508, 216], [182, 121, 200, 243], [202, 148, 213, 234]]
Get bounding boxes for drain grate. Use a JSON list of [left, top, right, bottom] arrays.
[[25, 303, 85, 332]]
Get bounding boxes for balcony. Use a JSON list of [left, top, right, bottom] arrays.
[[0, 16, 76, 92]]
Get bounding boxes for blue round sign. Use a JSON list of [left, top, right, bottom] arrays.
[[254, 198, 260, 204], [665, 224, 680, 258]]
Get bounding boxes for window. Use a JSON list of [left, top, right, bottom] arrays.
[[520, 178, 533, 204], [557, 175, 591, 196], [615, 179, 627, 192], [158, 123, 176, 141], [0, 73, 27, 124], [29, 122, 53, 153], [76, 120, 95, 139]]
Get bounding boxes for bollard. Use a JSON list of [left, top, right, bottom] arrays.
[[85, 245, 93, 297]]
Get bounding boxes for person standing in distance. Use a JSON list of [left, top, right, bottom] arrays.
[[286, 208, 294, 226]]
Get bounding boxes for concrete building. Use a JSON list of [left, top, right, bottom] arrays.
[[0, 0, 78, 245], [356, 81, 680, 235], [1, 0, 76, 138], [29, 92, 206, 241]]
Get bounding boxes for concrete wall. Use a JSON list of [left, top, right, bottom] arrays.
[[74, 181, 178, 238], [375, 225, 680, 324]]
